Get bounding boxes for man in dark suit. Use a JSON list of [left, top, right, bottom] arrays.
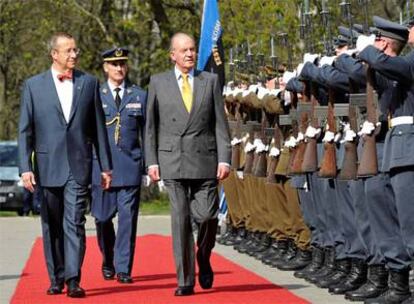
[[18, 32, 112, 298], [91, 47, 146, 284], [145, 32, 231, 296]]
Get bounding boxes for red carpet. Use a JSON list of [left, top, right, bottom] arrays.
[[11, 235, 309, 304]]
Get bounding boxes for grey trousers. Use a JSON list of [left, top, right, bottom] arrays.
[[163, 179, 219, 287]]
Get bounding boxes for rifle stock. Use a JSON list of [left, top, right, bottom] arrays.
[[266, 124, 282, 183], [231, 119, 242, 170], [302, 82, 319, 173], [338, 101, 358, 180], [319, 88, 337, 178], [357, 67, 378, 177]]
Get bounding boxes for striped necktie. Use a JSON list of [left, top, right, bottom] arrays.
[[181, 73, 192, 113]]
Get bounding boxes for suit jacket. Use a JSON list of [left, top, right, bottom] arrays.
[[145, 69, 231, 179], [92, 81, 146, 186], [18, 69, 112, 187]]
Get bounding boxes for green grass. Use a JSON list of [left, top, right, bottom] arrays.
[[0, 211, 20, 217], [140, 198, 170, 215]]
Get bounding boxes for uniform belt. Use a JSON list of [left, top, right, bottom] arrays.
[[390, 116, 414, 127]]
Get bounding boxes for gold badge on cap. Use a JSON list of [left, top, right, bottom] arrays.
[[115, 49, 123, 57]]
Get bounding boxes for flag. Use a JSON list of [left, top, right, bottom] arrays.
[[218, 187, 228, 227], [197, 0, 225, 90]]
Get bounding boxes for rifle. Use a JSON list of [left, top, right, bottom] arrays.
[[253, 117, 268, 178], [230, 117, 242, 170], [266, 123, 283, 183], [340, 0, 355, 47], [301, 82, 319, 173], [319, 88, 337, 177], [338, 99, 358, 180], [357, 67, 379, 177], [289, 93, 307, 175]]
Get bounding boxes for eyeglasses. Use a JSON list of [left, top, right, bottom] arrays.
[[54, 48, 81, 56]]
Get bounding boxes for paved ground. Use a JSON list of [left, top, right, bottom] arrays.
[[0, 215, 357, 304]]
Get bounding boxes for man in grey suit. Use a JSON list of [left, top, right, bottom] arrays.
[[18, 32, 112, 298], [145, 32, 231, 296]]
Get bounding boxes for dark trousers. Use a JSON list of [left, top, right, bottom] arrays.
[[93, 186, 140, 275], [163, 179, 219, 287], [40, 173, 88, 284]]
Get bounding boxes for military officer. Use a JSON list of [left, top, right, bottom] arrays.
[[91, 47, 147, 284]]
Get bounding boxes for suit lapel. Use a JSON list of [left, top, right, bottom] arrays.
[[119, 82, 134, 112], [101, 82, 117, 111], [167, 70, 190, 119], [184, 70, 206, 130], [44, 70, 66, 123], [68, 69, 84, 124]]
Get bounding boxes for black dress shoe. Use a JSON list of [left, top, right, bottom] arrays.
[[117, 272, 133, 284], [46, 283, 64, 295], [102, 266, 115, 280], [199, 270, 214, 289], [66, 279, 85, 298], [174, 286, 194, 296]]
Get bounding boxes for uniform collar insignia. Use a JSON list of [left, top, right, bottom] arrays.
[[102, 88, 108, 94], [127, 88, 132, 94]]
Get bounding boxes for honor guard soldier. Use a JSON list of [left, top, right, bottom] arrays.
[[91, 47, 147, 284]]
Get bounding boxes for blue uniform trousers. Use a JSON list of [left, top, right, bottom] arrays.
[[335, 180, 366, 260], [364, 174, 410, 270], [390, 166, 414, 259], [92, 186, 140, 275]]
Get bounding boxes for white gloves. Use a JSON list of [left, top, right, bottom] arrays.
[[244, 141, 256, 153], [282, 71, 296, 84], [303, 53, 320, 64], [296, 63, 304, 77], [358, 121, 381, 136], [231, 137, 242, 146], [305, 126, 322, 138], [343, 48, 358, 56], [340, 123, 357, 142], [284, 136, 297, 148], [296, 132, 305, 142], [142, 175, 151, 187], [269, 147, 281, 157], [283, 90, 292, 106], [253, 139, 268, 153], [356, 34, 376, 53], [257, 87, 269, 99], [322, 130, 335, 142], [319, 55, 336, 67]]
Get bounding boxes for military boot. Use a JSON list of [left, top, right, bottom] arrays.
[[252, 235, 272, 260], [244, 232, 263, 255], [262, 239, 288, 265], [272, 239, 297, 268], [277, 248, 312, 271], [217, 225, 237, 245], [345, 264, 388, 301], [305, 246, 336, 283], [365, 269, 411, 304], [256, 238, 278, 262], [234, 230, 254, 252], [316, 258, 352, 288], [329, 258, 367, 295], [294, 246, 325, 279], [224, 227, 247, 246]]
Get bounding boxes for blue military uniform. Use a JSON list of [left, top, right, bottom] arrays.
[[91, 47, 147, 281], [355, 16, 413, 304]]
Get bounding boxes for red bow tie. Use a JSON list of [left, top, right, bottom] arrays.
[[57, 71, 73, 82]]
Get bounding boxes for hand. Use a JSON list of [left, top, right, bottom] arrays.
[[358, 121, 380, 136], [148, 166, 160, 183], [356, 34, 376, 53], [319, 55, 336, 67], [322, 131, 336, 143], [21, 172, 36, 193], [282, 71, 296, 84], [216, 164, 230, 180], [303, 53, 320, 64], [101, 172, 112, 190], [305, 126, 321, 138]]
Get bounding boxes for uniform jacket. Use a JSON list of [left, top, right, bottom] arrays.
[[92, 82, 147, 186], [359, 46, 414, 171], [18, 69, 112, 187], [145, 69, 231, 179]]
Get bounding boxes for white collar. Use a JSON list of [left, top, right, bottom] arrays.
[[107, 80, 125, 92], [174, 66, 194, 80]]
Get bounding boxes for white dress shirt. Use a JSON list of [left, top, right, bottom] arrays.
[[107, 80, 125, 100], [174, 66, 194, 93], [51, 68, 73, 123]]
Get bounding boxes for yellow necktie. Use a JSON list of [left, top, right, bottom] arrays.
[[181, 73, 193, 113]]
